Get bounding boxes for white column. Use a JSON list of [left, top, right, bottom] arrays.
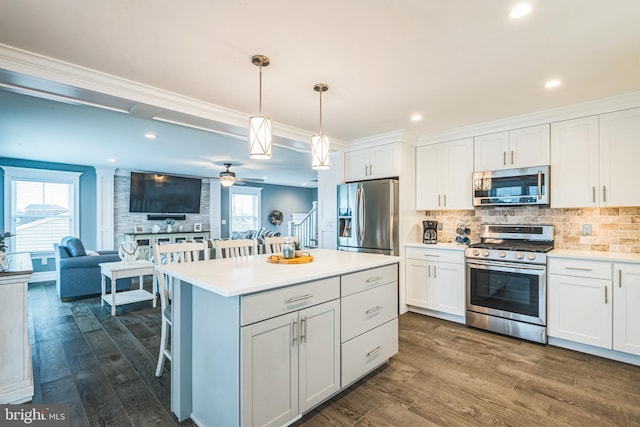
[[95, 167, 116, 250], [208, 180, 221, 239], [317, 151, 343, 249]]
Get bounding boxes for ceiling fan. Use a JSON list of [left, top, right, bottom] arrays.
[[212, 163, 264, 187]]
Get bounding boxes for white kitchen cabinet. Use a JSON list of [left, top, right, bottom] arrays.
[[474, 124, 549, 171], [0, 254, 34, 404], [415, 138, 473, 210], [405, 247, 465, 316], [613, 263, 640, 356], [548, 258, 613, 349], [551, 108, 640, 208], [241, 299, 340, 427], [550, 116, 599, 208], [345, 143, 398, 182], [599, 108, 640, 207], [340, 264, 398, 387]]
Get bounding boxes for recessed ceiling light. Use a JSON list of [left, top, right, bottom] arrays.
[[510, 3, 532, 19], [545, 79, 561, 88], [410, 114, 422, 122], [144, 133, 158, 139], [107, 158, 117, 163]]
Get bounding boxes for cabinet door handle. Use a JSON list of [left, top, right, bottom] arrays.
[[592, 186, 596, 203], [292, 319, 298, 345], [565, 266, 592, 272], [511, 150, 514, 165], [434, 265, 437, 278], [503, 151, 507, 166], [428, 264, 431, 277], [366, 345, 383, 357], [603, 185, 607, 203], [619, 269, 622, 288], [366, 276, 383, 283], [423, 254, 441, 257], [443, 194, 447, 207], [300, 316, 307, 342], [605, 286, 608, 304], [366, 305, 383, 315], [286, 294, 314, 303], [438, 194, 441, 207]]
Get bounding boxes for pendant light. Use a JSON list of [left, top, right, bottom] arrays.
[[249, 55, 272, 159], [311, 83, 331, 170]]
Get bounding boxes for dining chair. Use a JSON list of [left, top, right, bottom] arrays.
[[263, 236, 287, 254], [215, 238, 259, 259], [153, 240, 206, 377]]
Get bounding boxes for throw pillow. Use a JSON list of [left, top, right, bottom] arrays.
[[64, 238, 87, 257], [86, 250, 99, 256]]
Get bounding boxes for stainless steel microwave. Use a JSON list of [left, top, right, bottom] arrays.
[[472, 166, 549, 207]]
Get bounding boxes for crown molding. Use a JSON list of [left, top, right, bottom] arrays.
[[0, 43, 329, 146], [418, 91, 640, 145], [347, 129, 419, 151]]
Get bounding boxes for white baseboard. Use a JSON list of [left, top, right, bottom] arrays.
[[29, 271, 56, 283]]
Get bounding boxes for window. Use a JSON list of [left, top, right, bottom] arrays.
[[3, 167, 81, 253], [229, 186, 262, 233]]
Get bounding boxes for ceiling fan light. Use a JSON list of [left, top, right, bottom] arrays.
[[311, 134, 331, 170], [249, 115, 272, 159], [220, 176, 235, 187]]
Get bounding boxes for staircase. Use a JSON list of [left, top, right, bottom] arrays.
[[288, 201, 318, 249]]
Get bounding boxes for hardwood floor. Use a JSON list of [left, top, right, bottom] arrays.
[[29, 281, 640, 426]]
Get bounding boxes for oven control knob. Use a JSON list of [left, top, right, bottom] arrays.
[[482, 250, 490, 257], [528, 253, 536, 260], [516, 252, 524, 259], [472, 249, 479, 256], [499, 251, 506, 258]]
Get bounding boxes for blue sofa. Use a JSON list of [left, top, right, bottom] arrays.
[[54, 236, 130, 300]]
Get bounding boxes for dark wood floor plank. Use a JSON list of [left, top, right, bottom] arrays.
[[28, 282, 640, 427]]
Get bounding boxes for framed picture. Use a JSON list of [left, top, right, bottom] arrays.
[[194, 223, 202, 232], [134, 224, 143, 233]]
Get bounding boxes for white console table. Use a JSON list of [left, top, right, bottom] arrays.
[[124, 231, 210, 261], [0, 253, 34, 404]]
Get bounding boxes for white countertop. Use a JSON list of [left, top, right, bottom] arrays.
[[155, 248, 401, 297], [548, 249, 640, 263]]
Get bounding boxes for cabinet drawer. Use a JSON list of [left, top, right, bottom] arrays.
[[405, 247, 464, 264], [341, 282, 398, 342], [241, 277, 340, 326], [549, 258, 612, 280], [341, 264, 398, 297], [342, 318, 398, 387]]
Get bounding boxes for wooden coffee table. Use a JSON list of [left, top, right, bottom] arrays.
[[99, 260, 156, 315]]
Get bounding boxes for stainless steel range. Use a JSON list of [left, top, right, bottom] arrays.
[[465, 224, 554, 344]]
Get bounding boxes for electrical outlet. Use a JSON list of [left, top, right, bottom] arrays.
[[582, 224, 592, 236], [437, 223, 443, 230]]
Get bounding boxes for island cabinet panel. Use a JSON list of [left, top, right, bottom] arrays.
[[341, 281, 397, 342], [241, 299, 340, 427], [340, 264, 399, 388], [241, 277, 339, 326], [341, 264, 398, 296]]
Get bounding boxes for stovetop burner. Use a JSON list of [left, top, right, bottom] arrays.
[[466, 224, 554, 264]]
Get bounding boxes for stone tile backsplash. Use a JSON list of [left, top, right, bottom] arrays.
[[424, 206, 640, 253]]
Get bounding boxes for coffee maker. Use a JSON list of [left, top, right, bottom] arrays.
[[423, 220, 438, 244]]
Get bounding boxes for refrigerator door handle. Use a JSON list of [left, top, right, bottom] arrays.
[[357, 186, 366, 241]]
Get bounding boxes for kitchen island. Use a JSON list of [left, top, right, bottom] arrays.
[[156, 248, 401, 426]]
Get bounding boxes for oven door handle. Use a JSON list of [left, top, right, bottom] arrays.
[[467, 260, 546, 272]]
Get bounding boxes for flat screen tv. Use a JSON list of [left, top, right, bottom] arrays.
[[129, 172, 202, 213]]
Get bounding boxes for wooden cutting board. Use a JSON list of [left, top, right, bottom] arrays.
[[267, 254, 314, 264]]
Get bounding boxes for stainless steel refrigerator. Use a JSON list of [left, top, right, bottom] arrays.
[[337, 178, 399, 255]]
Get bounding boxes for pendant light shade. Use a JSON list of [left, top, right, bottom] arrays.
[[311, 83, 331, 170], [249, 55, 272, 159]]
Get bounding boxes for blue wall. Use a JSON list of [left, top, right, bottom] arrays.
[[0, 157, 98, 250], [221, 183, 318, 237]]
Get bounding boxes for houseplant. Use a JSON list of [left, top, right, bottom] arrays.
[[0, 231, 13, 253]]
